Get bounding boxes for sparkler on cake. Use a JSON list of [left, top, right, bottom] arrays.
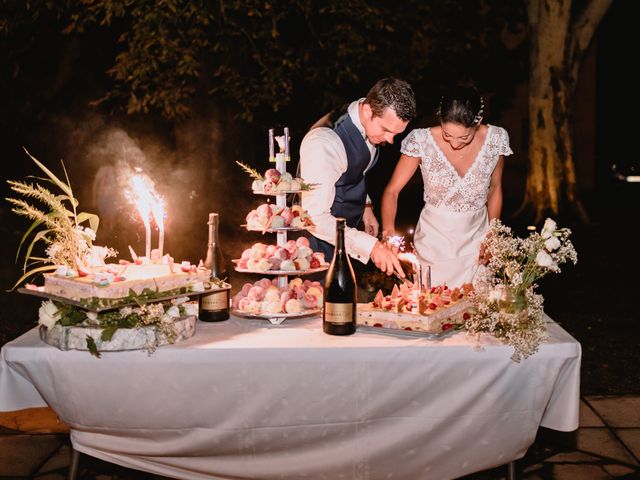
[[383, 234, 430, 290], [125, 170, 166, 262]]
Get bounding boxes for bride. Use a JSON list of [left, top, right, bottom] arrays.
[[381, 85, 512, 288]]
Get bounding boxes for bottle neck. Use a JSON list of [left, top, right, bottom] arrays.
[[335, 222, 346, 256], [336, 230, 345, 255], [208, 214, 219, 248]]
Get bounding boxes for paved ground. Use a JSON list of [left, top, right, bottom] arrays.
[[1, 396, 639, 479]]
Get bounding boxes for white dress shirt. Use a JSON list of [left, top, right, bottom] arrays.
[[300, 100, 378, 264]]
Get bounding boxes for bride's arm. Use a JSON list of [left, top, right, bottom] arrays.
[[381, 154, 421, 237], [487, 156, 504, 220]]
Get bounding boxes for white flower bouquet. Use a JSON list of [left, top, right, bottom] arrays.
[[6, 149, 117, 290], [466, 218, 578, 361]]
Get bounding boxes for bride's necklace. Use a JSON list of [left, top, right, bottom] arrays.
[[447, 144, 473, 162]]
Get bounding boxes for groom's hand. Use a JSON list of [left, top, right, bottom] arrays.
[[363, 207, 379, 237], [370, 242, 405, 278]]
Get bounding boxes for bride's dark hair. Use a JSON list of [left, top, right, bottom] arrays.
[[436, 86, 484, 128]]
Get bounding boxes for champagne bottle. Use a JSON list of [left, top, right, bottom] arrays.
[[323, 218, 357, 335], [199, 213, 230, 322]]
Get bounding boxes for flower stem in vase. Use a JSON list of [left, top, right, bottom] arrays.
[[499, 287, 527, 314]]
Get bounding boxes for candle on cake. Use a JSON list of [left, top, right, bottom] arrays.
[[151, 201, 165, 259]]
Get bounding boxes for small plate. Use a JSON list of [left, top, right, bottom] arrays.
[[232, 263, 328, 276], [252, 190, 305, 196], [242, 225, 311, 233], [233, 308, 321, 325]]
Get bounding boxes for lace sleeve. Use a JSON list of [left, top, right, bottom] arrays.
[[400, 129, 424, 158], [495, 126, 514, 157]]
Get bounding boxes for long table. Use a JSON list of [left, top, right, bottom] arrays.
[[0, 314, 580, 480]]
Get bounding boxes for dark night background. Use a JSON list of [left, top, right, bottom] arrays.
[[0, 1, 637, 395]]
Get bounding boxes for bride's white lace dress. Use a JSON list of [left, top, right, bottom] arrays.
[[400, 125, 513, 287]]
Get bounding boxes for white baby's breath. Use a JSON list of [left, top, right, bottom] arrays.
[[468, 218, 578, 361]]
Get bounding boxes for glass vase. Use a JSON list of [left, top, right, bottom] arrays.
[[498, 287, 528, 315]]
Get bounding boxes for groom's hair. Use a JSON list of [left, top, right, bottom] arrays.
[[365, 78, 416, 122]]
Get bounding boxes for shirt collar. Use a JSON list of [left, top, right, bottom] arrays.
[[348, 99, 374, 149]]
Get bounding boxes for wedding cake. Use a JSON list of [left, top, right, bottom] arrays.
[[43, 261, 211, 301], [357, 284, 473, 333]]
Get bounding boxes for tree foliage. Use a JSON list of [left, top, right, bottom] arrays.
[[10, 0, 615, 222], [1, 0, 525, 126]]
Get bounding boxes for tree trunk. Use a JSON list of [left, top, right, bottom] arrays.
[[522, 0, 612, 223]]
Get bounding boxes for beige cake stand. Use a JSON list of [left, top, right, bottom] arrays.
[[39, 315, 196, 352]]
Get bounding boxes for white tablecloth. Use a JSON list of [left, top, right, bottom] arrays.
[[0, 314, 580, 480]]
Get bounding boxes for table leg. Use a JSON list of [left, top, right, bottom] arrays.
[[67, 447, 80, 480], [506, 460, 517, 480]]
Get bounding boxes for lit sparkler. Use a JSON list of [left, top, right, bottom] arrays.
[[127, 173, 165, 261], [386, 235, 406, 251]]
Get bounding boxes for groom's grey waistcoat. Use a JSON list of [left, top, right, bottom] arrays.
[[308, 105, 379, 261]]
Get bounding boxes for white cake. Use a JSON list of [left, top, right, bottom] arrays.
[[44, 263, 211, 301], [356, 284, 474, 333], [357, 300, 472, 333]]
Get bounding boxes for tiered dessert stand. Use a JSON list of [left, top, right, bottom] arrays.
[[233, 127, 328, 325]]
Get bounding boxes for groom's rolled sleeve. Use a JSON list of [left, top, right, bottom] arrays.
[[300, 129, 377, 264]]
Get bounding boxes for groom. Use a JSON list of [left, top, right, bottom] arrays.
[[299, 77, 416, 277]]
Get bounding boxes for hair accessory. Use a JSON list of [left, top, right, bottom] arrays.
[[436, 96, 444, 118], [473, 97, 485, 124]]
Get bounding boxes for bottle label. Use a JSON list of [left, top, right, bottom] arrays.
[[324, 302, 354, 324], [201, 290, 229, 311]]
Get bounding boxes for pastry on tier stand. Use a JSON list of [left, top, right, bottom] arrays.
[[236, 162, 317, 196], [231, 277, 323, 323], [244, 203, 314, 231], [232, 238, 328, 275], [234, 126, 327, 324]]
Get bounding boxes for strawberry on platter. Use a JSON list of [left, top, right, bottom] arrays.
[[233, 237, 328, 274], [236, 162, 317, 194]]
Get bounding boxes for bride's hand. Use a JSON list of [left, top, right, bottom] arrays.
[[363, 207, 379, 238], [381, 230, 401, 254]]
